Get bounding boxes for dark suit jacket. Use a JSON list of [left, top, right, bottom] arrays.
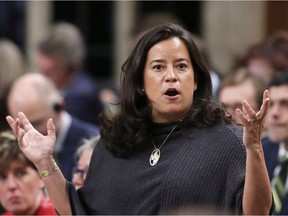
[[63, 72, 104, 126], [57, 116, 99, 181], [262, 137, 288, 215]]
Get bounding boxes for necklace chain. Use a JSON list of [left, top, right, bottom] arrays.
[[149, 120, 182, 166]]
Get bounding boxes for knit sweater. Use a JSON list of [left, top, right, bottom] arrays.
[[67, 123, 246, 214]]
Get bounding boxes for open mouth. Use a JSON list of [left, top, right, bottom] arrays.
[[165, 88, 179, 96]]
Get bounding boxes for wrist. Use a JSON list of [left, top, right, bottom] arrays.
[[38, 161, 59, 178], [246, 147, 264, 159], [35, 156, 58, 177]]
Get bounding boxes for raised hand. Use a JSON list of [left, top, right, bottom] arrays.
[[6, 112, 56, 165], [236, 90, 270, 150]]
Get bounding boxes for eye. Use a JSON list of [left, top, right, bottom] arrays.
[[15, 169, 26, 178], [152, 64, 163, 71], [280, 100, 288, 108], [0, 174, 7, 182], [177, 63, 187, 70]]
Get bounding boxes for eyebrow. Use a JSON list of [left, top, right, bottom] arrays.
[[149, 58, 190, 65]]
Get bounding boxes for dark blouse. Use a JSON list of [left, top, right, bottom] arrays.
[[68, 123, 247, 214]]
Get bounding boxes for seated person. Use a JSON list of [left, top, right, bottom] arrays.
[[7, 73, 99, 181], [0, 130, 57, 215], [72, 135, 100, 190], [35, 22, 104, 126], [218, 67, 265, 125]]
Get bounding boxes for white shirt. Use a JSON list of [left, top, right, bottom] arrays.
[[272, 143, 288, 191], [54, 111, 72, 153]]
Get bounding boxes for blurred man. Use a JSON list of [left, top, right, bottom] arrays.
[[218, 67, 265, 125], [262, 71, 288, 215], [7, 73, 99, 181], [35, 22, 104, 126]]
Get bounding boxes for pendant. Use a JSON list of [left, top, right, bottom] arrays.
[[149, 148, 161, 166]]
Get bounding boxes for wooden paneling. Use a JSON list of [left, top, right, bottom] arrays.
[[266, 1, 288, 36]]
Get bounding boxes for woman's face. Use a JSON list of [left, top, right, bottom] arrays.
[[72, 148, 93, 190], [0, 160, 43, 215], [144, 37, 197, 123]]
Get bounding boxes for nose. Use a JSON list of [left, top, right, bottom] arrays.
[[6, 175, 18, 190], [165, 66, 177, 82], [72, 173, 83, 190], [269, 103, 280, 119]]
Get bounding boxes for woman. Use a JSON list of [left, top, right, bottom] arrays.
[[6, 24, 272, 214], [72, 135, 100, 189], [0, 131, 57, 215]]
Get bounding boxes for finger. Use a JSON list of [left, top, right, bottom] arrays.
[[236, 108, 249, 126], [47, 118, 56, 139], [6, 116, 26, 147], [6, 116, 16, 130], [257, 97, 270, 119], [15, 123, 25, 148], [256, 91, 270, 119], [18, 112, 35, 132], [263, 89, 269, 101], [242, 100, 256, 119], [6, 116, 22, 136]]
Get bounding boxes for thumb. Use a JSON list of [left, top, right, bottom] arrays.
[[47, 118, 56, 139]]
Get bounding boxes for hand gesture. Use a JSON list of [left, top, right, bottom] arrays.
[[6, 112, 56, 166], [236, 90, 270, 150]]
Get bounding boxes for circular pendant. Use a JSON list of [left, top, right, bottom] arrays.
[[149, 148, 161, 166]]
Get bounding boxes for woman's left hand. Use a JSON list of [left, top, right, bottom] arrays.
[[236, 90, 270, 150]]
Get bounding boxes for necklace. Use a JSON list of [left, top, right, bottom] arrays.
[[149, 120, 182, 166]]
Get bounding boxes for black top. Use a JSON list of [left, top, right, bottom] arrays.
[[67, 123, 247, 214]]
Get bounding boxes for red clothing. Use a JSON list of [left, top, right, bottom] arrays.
[[3, 196, 57, 215]]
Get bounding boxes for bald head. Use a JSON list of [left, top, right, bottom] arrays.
[[7, 73, 62, 134]]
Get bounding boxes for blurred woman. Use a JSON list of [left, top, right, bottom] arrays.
[[72, 135, 100, 189], [0, 130, 57, 215]]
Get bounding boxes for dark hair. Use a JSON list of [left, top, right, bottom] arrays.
[[0, 130, 36, 173], [100, 23, 228, 157], [268, 70, 288, 87]]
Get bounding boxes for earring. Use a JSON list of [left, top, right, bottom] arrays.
[[142, 89, 145, 93]]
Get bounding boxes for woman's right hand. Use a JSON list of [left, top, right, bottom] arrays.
[[6, 112, 56, 166]]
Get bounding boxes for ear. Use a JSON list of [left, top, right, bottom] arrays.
[[53, 99, 65, 113], [194, 83, 198, 91]]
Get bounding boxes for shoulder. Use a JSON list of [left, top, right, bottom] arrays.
[[261, 136, 279, 159], [70, 116, 99, 135], [193, 123, 243, 141], [69, 73, 100, 94], [36, 196, 57, 215], [189, 124, 245, 154], [262, 136, 279, 149]]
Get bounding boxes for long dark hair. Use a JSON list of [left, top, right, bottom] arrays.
[[100, 23, 229, 157]]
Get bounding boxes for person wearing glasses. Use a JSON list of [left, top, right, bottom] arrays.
[[72, 135, 100, 190]]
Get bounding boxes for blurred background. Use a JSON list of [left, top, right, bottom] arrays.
[[1, 1, 287, 84]]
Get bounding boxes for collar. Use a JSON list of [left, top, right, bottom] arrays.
[[278, 142, 288, 160], [54, 111, 72, 153]]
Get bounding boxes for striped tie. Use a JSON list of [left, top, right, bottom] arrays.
[[272, 155, 288, 214]]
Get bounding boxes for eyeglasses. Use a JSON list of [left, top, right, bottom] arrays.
[[72, 167, 88, 181], [223, 103, 242, 112]]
